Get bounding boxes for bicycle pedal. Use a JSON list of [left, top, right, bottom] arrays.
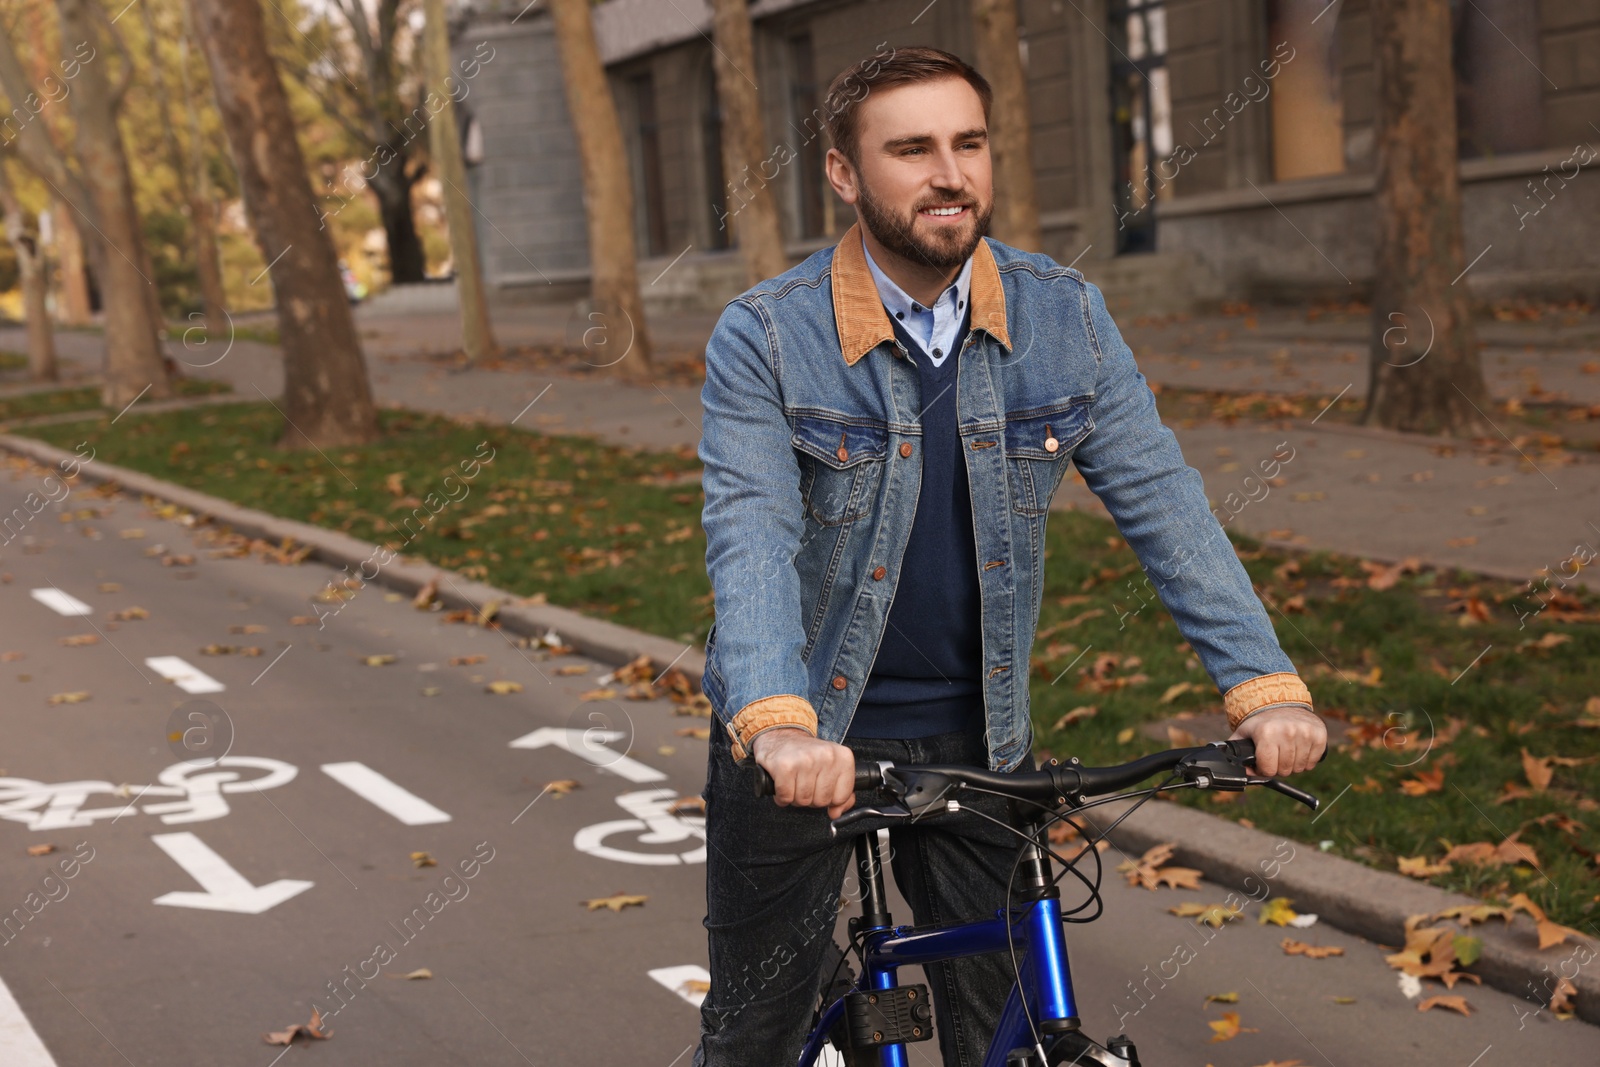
[[843, 984, 933, 1047]]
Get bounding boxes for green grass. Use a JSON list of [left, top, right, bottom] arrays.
[[0, 350, 27, 370], [0, 378, 229, 423], [21, 405, 1600, 925]]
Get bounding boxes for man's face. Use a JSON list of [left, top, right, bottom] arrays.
[[832, 77, 994, 271]]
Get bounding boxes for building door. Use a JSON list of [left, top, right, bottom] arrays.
[[1108, 0, 1171, 255]]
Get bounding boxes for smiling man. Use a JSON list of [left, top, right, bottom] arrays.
[[693, 46, 1326, 1065]]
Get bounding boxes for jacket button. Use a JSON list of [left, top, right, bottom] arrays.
[[832, 675, 848, 690], [872, 566, 886, 580], [899, 442, 912, 458], [836, 445, 849, 462], [1044, 437, 1059, 453]]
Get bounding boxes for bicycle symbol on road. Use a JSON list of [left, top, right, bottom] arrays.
[[0, 757, 298, 831], [573, 789, 706, 865]]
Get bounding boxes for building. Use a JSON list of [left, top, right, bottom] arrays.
[[453, 0, 1600, 316]]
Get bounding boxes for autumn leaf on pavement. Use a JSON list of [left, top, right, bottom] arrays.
[[1170, 902, 1241, 927], [1399, 769, 1444, 796], [264, 1007, 332, 1044], [47, 691, 90, 705], [1550, 977, 1577, 1018], [26, 844, 56, 857], [1507, 892, 1589, 950], [1203, 991, 1239, 1006], [487, 680, 524, 695], [385, 968, 433, 980], [543, 780, 581, 797], [1384, 916, 1482, 989], [1117, 843, 1203, 891], [1417, 995, 1472, 1015], [1247, 1060, 1306, 1067], [1207, 1011, 1258, 1042], [364, 654, 397, 667], [583, 892, 648, 912], [579, 687, 617, 701], [411, 852, 437, 868], [1281, 939, 1343, 959], [413, 577, 438, 609], [1258, 898, 1299, 926], [1433, 903, 1513, 927]]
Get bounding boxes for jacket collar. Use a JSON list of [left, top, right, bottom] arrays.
[[830, 220, 1011, 366]]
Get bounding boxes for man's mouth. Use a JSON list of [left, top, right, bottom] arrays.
[[918, 204, 970, 221]]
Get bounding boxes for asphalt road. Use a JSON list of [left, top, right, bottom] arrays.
[[0, 464, 1594, 1066]]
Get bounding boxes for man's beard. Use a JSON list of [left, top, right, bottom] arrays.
[[856, 178, 992, 271]]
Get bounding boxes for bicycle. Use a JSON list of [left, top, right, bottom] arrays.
[[752, 737, 1321, 1067]]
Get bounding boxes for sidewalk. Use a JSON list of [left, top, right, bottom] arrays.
[[2, 297, 1594, 587]]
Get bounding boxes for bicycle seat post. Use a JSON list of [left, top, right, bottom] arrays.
[[852, 832, 893, 932]]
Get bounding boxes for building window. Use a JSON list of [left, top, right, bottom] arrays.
[[1108, 0, 1172, 254], [630, 72, 669, 257], [1453, 0, 1543, 158], [1266, 0, 1344, 181], [703, 68, 730, 251], [787, 33, 825, 240]]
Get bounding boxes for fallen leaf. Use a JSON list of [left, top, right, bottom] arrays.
[[290, 615, 320, 626], [487, 680, 524, 695], [1281, 939, 1343, 958], [1453, 935, 1483, 967], [450, 654, 488, 666], [1521, 749, 1554, 792], [543, 780, 581, 797], [1167, 724, 1198, 748], [1417, 995, 1472, 1015], [26, 844, 56, 857], [1116, 727, 1137, 744], [200, 644, 235, 656], [1170, 902, 1242, 927], [411, 851, 437, 868], [1399, 769, 1445, 796], [1203, 991, 1240, 1005], [264, 1007, 332, 1045], [1259, 897, 1300, 926], [1398, 856, 1453, 878], [1052, 705, 1098, 729], [676, 726, 711, 739], [386, 968, 433, 980], [579, 687, 617, 701], [556, 663, 591, 676], [228, 624, 268, 635], [1117, 842, 1203, 891], [364, 654, 397, 667], [1160, 682, 1196, 704], [1433, 903, 1513, 927], [668, 796, 707, 816], [583, 892, 648, 912], [1332, 997, 1357, 1005], [413, 577, 439, 609], [57, 634, 99, 647], [1550, 976, 1577, 1017], [1207, 1011, 1259, 1043], [47, 691, 90, 705]]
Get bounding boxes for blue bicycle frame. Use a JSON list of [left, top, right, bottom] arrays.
[[796, 827, 1086, 1067]]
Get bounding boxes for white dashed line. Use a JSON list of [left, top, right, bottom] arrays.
[[320, 762, 452, 825], [0, 973, 60, 1065], [144, 656, 225, 694], [648, 965, 711, 1008], [29, 588, 91, 616]]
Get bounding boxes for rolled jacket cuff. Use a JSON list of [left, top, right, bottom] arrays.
[[726, 693, 818, 762], [1223, 671, 1314, 730]]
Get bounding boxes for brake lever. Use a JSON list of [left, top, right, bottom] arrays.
[[829, 804, 912, 838], [1259, 777, 1320, 811]]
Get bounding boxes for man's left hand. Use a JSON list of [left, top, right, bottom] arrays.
[[1228, 705, 1326, 777]]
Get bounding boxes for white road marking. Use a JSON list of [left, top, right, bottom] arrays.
[[150, 832, 313, 914], [320, 762, 451, 825], [649, 965, 711, 1008], [29, 588, 90, 616], [510, 727, 666, 783], [144, 656, 225, 694], [0, 974, 58, 1066], [573, 790, 706, 866]]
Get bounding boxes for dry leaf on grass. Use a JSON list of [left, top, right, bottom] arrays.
[[1522, 748, 1554, 792], [264, 1007, 332, 1045], [1399, 769, 1445, 796], [1207, 1011, 1259, 1043], [1417, 995, 1472, 1015], [583, 892, 648, 912], [1052, 705, 1098, 729], [1117, 842, 1203, 891], [1507, 892, 1590, 950], [1398, 856, 1453, 878], [1160, 682, 1196, 704], [1281, 939, 1343, 959]]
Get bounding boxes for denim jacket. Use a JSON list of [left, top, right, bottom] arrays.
[[697, 222, 1312, 771]]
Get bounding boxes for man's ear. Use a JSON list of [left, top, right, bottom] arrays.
[[825, 147, 859, 206]]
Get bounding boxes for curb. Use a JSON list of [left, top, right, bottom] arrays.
[[2, 432, 1591, 1026], [0, 433, 706, 688], [1106, 798, 1600, 1027]]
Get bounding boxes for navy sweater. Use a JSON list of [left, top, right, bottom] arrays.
[[846, 302, 984, 739]]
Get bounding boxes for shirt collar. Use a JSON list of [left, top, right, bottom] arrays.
[[859, 231, 973, 327]]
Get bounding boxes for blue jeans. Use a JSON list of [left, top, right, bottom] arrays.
[[693, 724, 1037, 1067]]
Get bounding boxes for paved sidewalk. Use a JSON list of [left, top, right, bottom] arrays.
[[2, 297, 1594, 587]]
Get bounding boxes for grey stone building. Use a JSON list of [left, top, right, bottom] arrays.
[[453, 0, 1600, 315]]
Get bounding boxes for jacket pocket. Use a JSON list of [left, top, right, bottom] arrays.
[[1003, 399, 1093, 516], [791, 413, 888, 526]]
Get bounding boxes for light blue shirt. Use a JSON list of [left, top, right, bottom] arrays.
[[860, 233, 973, 369]]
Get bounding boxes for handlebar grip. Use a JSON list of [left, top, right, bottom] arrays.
[[752, 761, 884, 798]]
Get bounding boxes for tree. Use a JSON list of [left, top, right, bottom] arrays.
[[1364, 0, 1491, 435], [0, 155, 58, 380], [420, 0, 495, 362], [271, 0, 430, 284], [188, 0, 380, 447], [971, 0, 1040, 251], [547, 0, 652, 378], [708, 0, 787, 286]]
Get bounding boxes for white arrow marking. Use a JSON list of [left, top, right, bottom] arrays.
[[321, 762, 451, 825], [509, 727, 666, 783], [150, 832, 312, 913], [0, 975, 58, 1066], [145, 656, 225, 694], [29, 588, 90, 616], [648, 965, 711, 1008]]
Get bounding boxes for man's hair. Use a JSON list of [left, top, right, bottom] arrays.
[[821, 46, 992, 169]]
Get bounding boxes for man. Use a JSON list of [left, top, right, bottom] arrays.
[[694, 46, 1326, 1065]]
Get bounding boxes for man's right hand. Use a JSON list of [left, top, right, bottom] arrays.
[[751, 728, 857, 819]]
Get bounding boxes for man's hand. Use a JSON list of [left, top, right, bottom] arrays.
[[1228, 705, 1326, 777], [751, 727, 857, 819]]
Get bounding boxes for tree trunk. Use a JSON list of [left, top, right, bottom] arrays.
[[421, 0, 497, 361], [51, 201, 94, 325], [55, 0, 173, 407], [188, 0, 380, 447], [548, 0, 653, 377], [1364, 0, 1490, 435], [369, 155, 427, 284], [971, 0, 1041, 251], [708, 0, 788, 287], [0, 162, 58, 381]]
